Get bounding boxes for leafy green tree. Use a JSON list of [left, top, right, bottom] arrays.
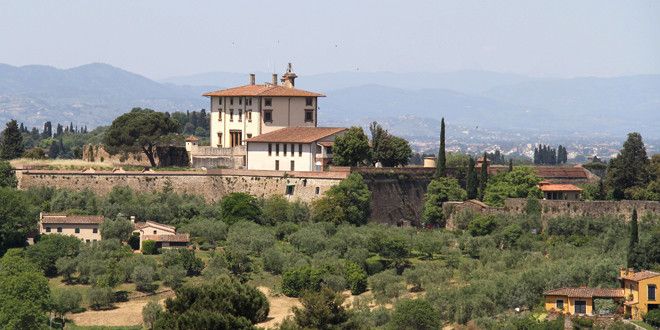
[[0, 188, 36, 255], [0, 254, 51, 329], [143, 300, 163, 329], [161, 249, 203, 276], [0, 120, 24, 160], [312, 173, 371, 226], [291, 287, 350, 329], [282, 266, 324, 297], [25, 234, 81, 276], [369, 122, 412, 167], [132, 265, 157, 292], [466, 157, 478, 199], [0, 161, 17, 188], [333, 126, 370, 166], [607, 133, 651, 199], [221, 193, 262, 224], [161, 265, 187, 289], [436, 118, 446, 178], [100, 214, 135, 242], [261, 195, 290, 225], [88, 286, 114, 310], [390, 299, 441, 330], [345, 261, 368, 295], [56, 256, 78, 283], [422, 177, 466, 226], [369, 270, 406, 304], [105, 108, 180, 167], [51, 288, 82, 324], [483, 167, 542, 207]]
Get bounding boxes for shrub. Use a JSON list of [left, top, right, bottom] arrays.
[[282, 266, 324, 297], [263, 248, 286, 275], [572, 316, 594, 328], [142, 301, 163, 329], [161, 249, 203, 276], [88, 286, 114, 310], [644, 309, 660, 327], [365, 256, 386, 275], [51, 289, 82, 322], [220, 192, 262, 224], [467, 215, 497, 236], [369, 270, 406, 304], [132, 265, 157, 292], [345, 261, 368, 295], [161, 265, 186, 289], [311, 173, 371, 226], [390, 299, 440, 330], [128, 232, 141, 250], [275, 222, 299, 240], [142, 240, 158, 255], [292, 287, 350, 328]]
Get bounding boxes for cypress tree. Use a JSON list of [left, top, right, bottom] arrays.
[[0, 120, 24, 160], [508, 159, 513, 172], [627, 209, 639, 269], [466, 157, 478, 199], [435, 118, 446, 178], [478, 152, 488, 201]]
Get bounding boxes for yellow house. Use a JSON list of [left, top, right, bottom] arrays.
[[544, 269, 659, 320], [543, 287, 623, 315], [620, 269, 660, 320]]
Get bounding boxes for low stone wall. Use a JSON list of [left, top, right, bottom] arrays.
[[18, 169, 347, 203], [445, 198, 660, 226]]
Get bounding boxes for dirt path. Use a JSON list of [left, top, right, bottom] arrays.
[[68, 291, 174, 327], [256, 287, 302, 329]]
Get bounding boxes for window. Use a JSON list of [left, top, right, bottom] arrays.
[[264, 110, 273, 123], [57, 227, 62, 233], [315, 187, 320, 195], [218, 97, 222, 105], [305, 110, 314, 123], [556, 300, 564, 310], [217, 133, 223, 147], [574, 300, 586, 314], [247, 110, 252, 122], [239, 97, 242, 105], [93, 228, 98, 234], [290, 160, 295, 171], [326, 146, 333, 154], [247, 133, 252, 139], [299, 144, 303, 156], [238, 109, 243, 122], [75, 228, 80, 233], [230, 98, 234, 105], [306, 97, 313, 106], [291, 144, 295, 156], [268, 143, 272, 156], [247, 98, 252, 106], [286, 185, 294, 195], [153, 230, 157, 235], [284, 144, 287, 155], [230, 109, 234, 121], [276, 143, 280, 156], [86, 239, 90, 243], [45, 227, 51, 233], [650, 285, 657, 300], [265, 98, 272, 107], [275, 160, 280, 171]]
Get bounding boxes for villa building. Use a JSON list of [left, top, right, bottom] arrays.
[[203, 63, 324, 149], [538, 180, 583, 200], [132, 218, 189, 250], [38, 213, 104, 243], [543, 269, 659, 320]]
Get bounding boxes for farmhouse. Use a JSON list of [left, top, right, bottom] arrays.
[[543, 269, 659, 320], [132, 218, 189, 250], [37, 213, 104, 243]]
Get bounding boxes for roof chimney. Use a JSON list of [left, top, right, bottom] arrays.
[[130, 216, 136, 223], [272, 73, 278, 85], [249, 73, 255, 85]]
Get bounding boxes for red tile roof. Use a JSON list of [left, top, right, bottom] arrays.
[[133, 220, 176, 231], [544, 287, 624, 298], [203, 84, 324, 97], [142, 233, 190, 243], [41, 214, 104, 224], [246, 127, 346, 143], [539, 184, 583, 192], [620, 270, 660, 281]]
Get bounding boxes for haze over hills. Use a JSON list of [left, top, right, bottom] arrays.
[[1, 63, 659, 142]]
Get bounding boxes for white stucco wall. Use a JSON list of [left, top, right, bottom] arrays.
[[246, 142, 316, 171]]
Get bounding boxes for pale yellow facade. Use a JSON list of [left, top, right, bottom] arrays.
[[209, 95, 317, 148], [38, 214, 103, 243], [621, 271, 659, 320], [544, 295, 593, 315]]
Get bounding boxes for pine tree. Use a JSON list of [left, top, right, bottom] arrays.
[[478, 152, 488, 201], [435, 118, 446, 178], [0, 120, 24, 160], [627, 209, 639, 269], [466, 157, 478, 199]]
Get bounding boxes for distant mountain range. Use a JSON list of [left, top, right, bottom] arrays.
[[1, 63, 658, 139]]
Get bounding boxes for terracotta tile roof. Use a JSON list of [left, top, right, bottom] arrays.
[[41, 213, 104, 224], [142, 233, 190, 243], [317, 141, 335, 147], [185, 135, 199, 142], [543, 287, 624, 298], [620, 270, 660, 281], [203, 84, 324, 97], [539, 184, 583, 192], [133, 220, 176, 231], [246, 127, 346, 143]]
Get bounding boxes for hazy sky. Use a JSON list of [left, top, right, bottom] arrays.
[[1, 0, 659, 79]]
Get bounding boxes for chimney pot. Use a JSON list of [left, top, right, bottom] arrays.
[[249, 73, 255, 85], [272, 74, 278, 85], [130, 216, 136, 223]]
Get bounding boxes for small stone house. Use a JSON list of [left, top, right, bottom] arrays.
[[38, 213, 104, 243], [132, 218, 189, 250]]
